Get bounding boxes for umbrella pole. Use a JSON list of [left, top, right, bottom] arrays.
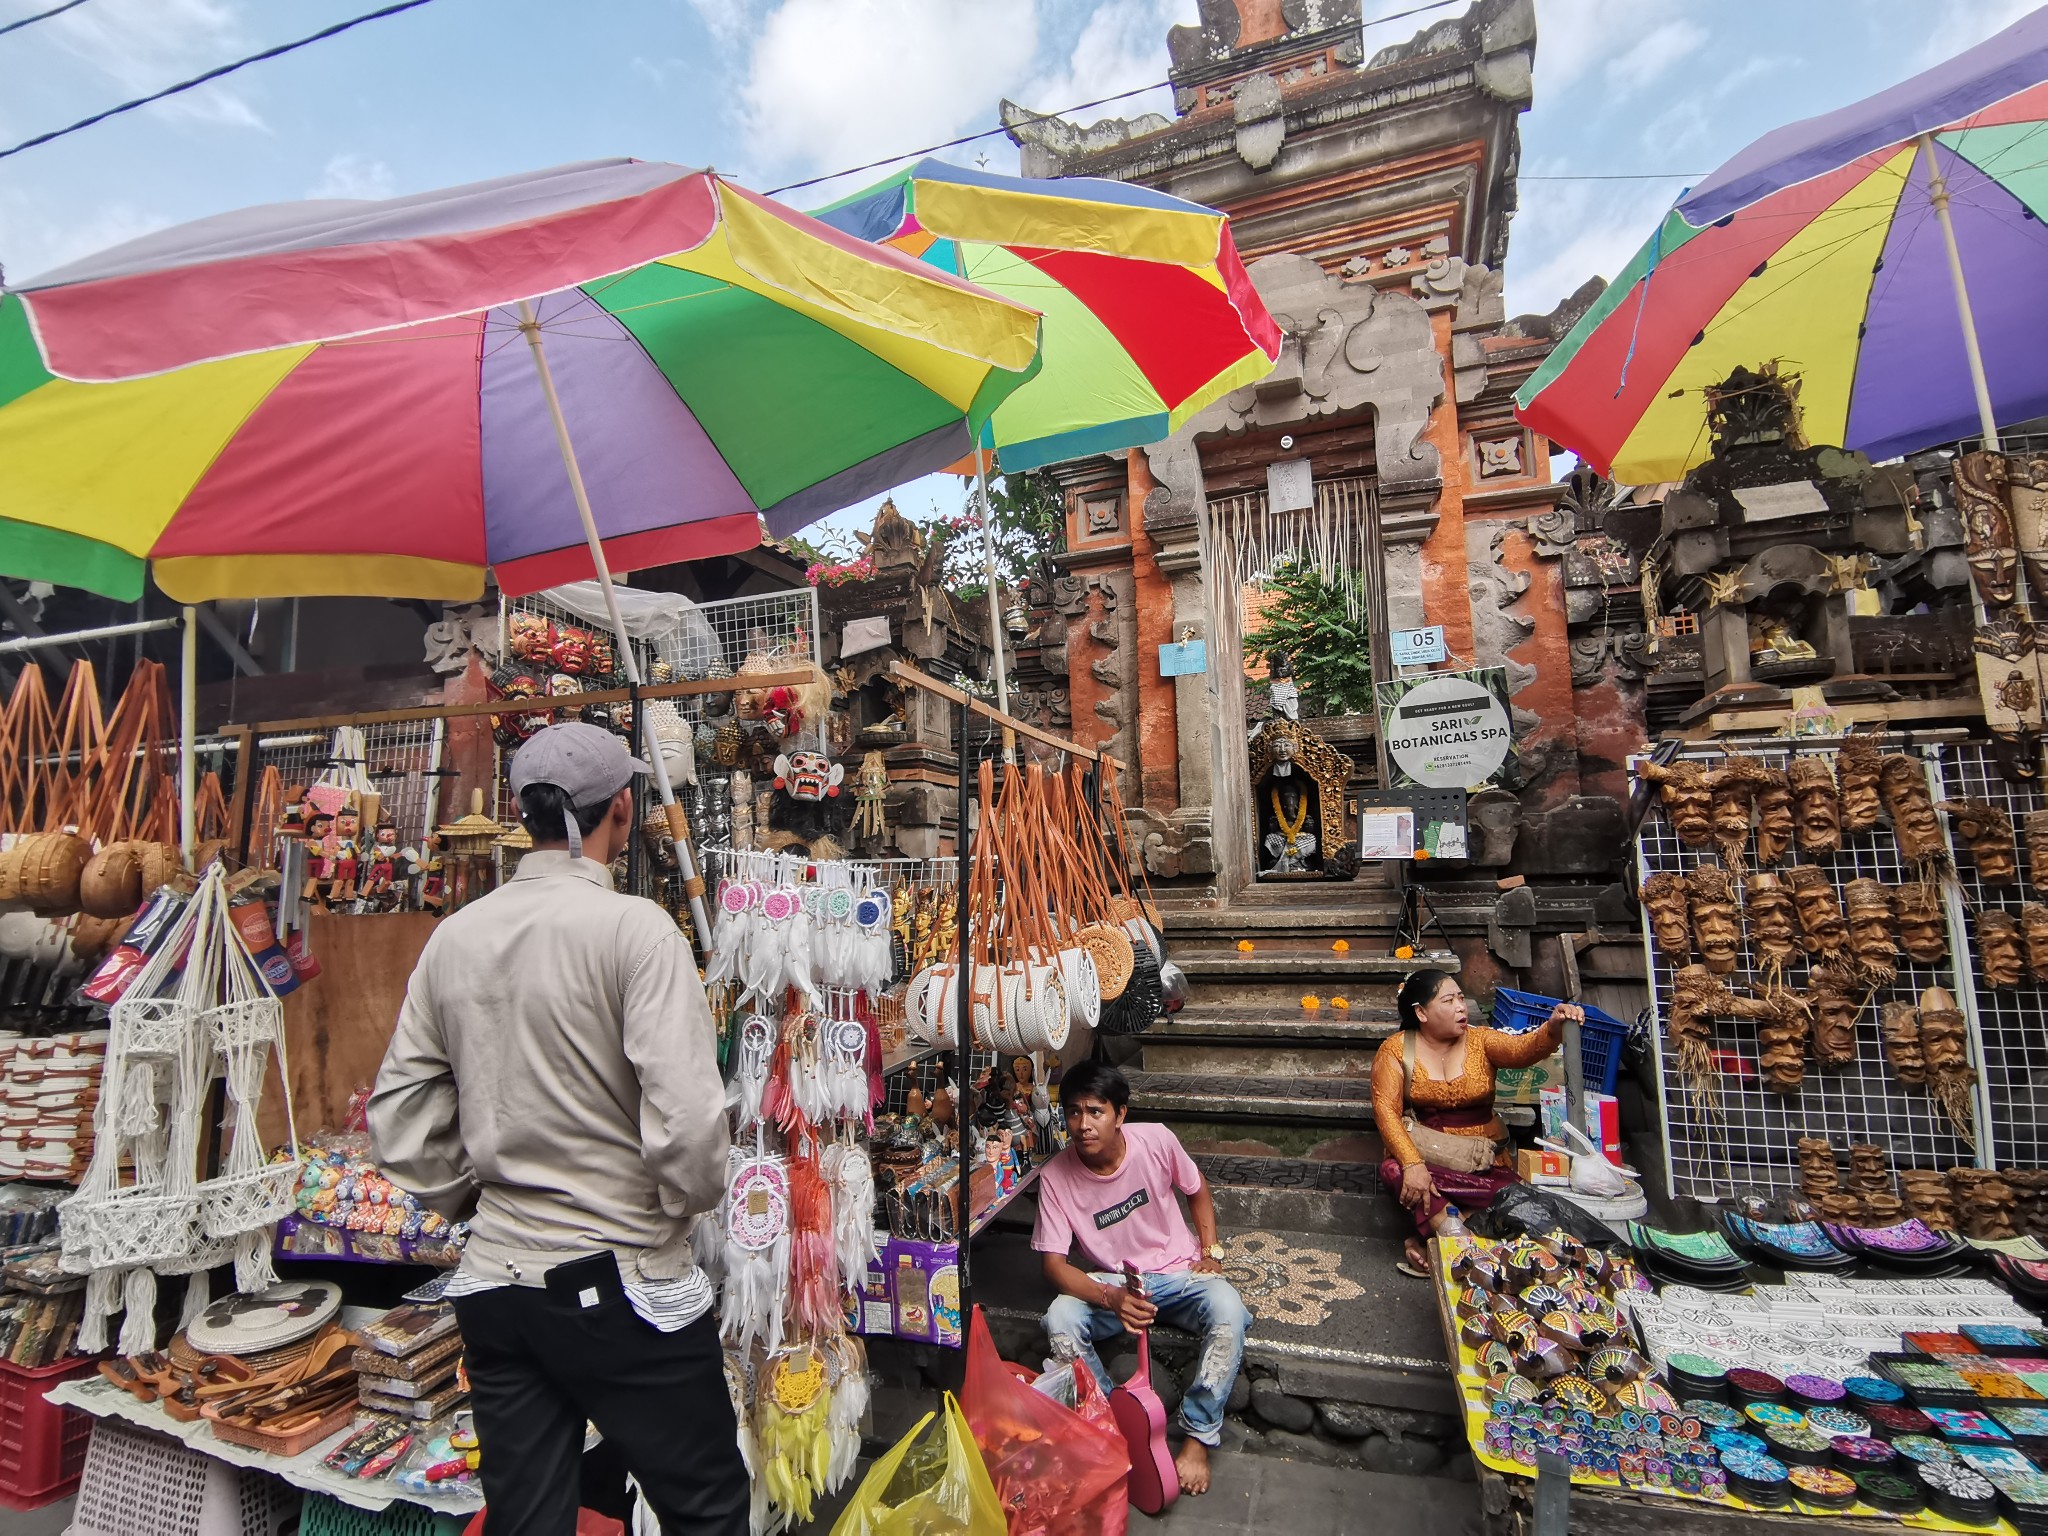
[[179, 607, 197, 868], [515, 302, 715, 959], [973, 455, 1017, 763], [1919, 133, 2001, 451]]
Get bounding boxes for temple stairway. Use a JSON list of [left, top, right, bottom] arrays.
[[973, 912, 1468, 1454]]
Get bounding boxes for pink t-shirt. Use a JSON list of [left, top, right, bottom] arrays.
[[1031, 1122, 1203, 1274]]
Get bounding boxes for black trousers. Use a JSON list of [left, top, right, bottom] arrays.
[[453, 1286, 748, 1536]]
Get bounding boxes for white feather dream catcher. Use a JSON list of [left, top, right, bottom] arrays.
[[719, 1142, 791, 1355]]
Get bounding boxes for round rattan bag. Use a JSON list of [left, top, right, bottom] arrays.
[[1078, 922, 1133, 1001], [0, 844, 24, 911], [79, 841, 146, 918], [1097, 936, 1163, 1036], [18, 832, 90, 915]]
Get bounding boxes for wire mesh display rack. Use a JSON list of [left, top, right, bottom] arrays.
[[499, 585, 820, 690], [245, 719, 456, 850], [1636, 741, 1988, 1201], [1930, 739, 2048, 1170]]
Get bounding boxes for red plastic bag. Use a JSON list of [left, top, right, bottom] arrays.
[[963, 1307, 1129, 1536]]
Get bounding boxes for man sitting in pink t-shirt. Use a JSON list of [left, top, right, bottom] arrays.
[[1033, 1060, 1249, 1497]]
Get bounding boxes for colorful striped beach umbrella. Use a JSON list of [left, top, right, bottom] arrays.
[[813, 157, 1279, 472], [0, 159, 1043, 603], [1516, 7, 2048, 483]]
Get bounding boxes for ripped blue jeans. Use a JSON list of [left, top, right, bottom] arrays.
[[1042, 1269, 1250, 1448]]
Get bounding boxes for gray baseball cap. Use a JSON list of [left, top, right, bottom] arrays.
[[508, 721, 649, 837]]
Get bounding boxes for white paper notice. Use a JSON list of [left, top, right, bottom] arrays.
[[1357, 810, 1415, 860]]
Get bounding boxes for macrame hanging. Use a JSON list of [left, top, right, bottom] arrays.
[[1207, 478, 1375, 624]]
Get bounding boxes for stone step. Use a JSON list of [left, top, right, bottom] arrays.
[[1140, 1006, 1397, 1078], [1127, 1068, 1381, 1127], [1197, 1152, 1405, 1238], [969, 1224, 1456, 1422], [1173, 949, 1439, 979]]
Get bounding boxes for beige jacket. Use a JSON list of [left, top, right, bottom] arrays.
[[369, 851, 728, 1286]]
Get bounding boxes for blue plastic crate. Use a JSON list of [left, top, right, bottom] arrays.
[[1487, 986, 1629, 1095]]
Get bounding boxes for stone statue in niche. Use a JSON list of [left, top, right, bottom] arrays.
[[1267, 650, 1301, 723], [1248, 718, 1355, 880]]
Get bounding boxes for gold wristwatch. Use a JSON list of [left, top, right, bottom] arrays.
[[1205, 1242, 1224, 1262]]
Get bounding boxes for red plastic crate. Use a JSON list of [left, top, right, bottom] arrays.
[[0, 1354, 100, 1510]]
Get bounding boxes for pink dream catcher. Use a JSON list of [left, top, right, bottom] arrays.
[[719, 1149, 791, 1355]]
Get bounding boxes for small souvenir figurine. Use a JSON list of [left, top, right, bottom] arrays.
[[303, 809, 336, 904], [852, 750, 889, 843], [730, 770, 755, 851], [418, 835, 448, 914], [329, 804, 363, 904], [363, 824, 415, 910]]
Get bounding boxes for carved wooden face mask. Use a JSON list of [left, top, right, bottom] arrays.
[[775, 747, 842, 803]]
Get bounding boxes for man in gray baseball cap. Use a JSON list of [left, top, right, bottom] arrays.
[[371, 721, 744, 1534]]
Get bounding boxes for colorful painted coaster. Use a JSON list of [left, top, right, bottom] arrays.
[[1996, 1406, 2048, 1442], [1904, 1331, 1981, 1356], [1843, 1375, 1905, 1406], [1963, 1323, 2044, 1353], [1743, 1403, 1807, 1430], [1892, 1434, 1960, 1465], [1787, 1465, 1858, 1509], [1764, 1423, 1834, 1466], [1727, 1367, 1788, 1403], [1957, 1444, 2038, 1479], [1866, 1402, 1936, 1439], [1708, 1428, 1767, 1457], [1805, 1406, 1870, 1438], [1786, 1374, 1846, 1407], [1685, 1400, 1745, 1430], [1853, 1469, 1926, 1514], [1829, 1435, 1896, 1471], [1966, 1370, 2043, 1401]]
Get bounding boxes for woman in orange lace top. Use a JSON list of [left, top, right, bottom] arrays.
[[1374, 970, 1580, 1276]]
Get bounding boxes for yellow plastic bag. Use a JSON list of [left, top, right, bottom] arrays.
[[829, 1391, 1005, 1536]]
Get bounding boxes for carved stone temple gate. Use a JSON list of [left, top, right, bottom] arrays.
[[999, 0, 1649, 995]]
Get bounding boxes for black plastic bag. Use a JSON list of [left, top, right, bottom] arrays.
[[1468, 1184, 1628, 1252]]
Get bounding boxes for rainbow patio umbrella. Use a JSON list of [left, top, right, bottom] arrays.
[[0, 159, 1042, 949], [814, 157, 1278, 472], [0, 159, 1042, 603], [813, 158, 1278, 724], [1515, 6, 2048, 482]]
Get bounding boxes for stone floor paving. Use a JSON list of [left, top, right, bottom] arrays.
[[1143, 1458, 1483, 1535], [1192, 1153, 1378, 1193]]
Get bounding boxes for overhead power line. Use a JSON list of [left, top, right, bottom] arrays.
[[0, 0, 94, 39], [0, 0, 442, 162]]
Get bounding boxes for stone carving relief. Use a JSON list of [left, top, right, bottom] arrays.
[[1150, 253, 1445, 496], [424, 603, 501, 675], [1477, 434, 1524, 479], [1569, 628, 1653, 687], [1527, 506, 1575, 558], [1233, 72, 1285, 169]]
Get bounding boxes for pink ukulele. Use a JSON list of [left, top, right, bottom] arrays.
[[1109, 1264, 1178, 1515]]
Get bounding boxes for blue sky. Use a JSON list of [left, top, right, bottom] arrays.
[[0, 0, 2038, 540]]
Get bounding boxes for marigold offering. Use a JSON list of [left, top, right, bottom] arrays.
[[1301, 994, 1322, 1011]]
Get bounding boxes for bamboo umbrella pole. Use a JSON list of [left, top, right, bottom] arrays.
[[1919, 133, 2001, 451], [973, 453, 1018, 763], [516, 300, 714, 958], [179, 608, 197, 867]]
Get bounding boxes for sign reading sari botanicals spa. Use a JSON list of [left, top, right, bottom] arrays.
[[1376, 668, 1517, 789]]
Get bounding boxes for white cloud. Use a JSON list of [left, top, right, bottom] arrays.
[[43, 0, 265, 131], [309, 153, 394, 201], [631, 55, 688, 89], [0, 191, 170, 284], [1534, 0, 1686, 94], [735, 0, 1040, 181], [689, 0, 756, 48], [1022, 0, 1191, 126], [1914, 0, 2039, 64], [1604, 19, 1706, 94]]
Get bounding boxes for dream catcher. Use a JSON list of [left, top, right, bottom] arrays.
[[819, 997, 872, 1125], [757, 1343, 833, 1529], [718, 1145, 791, 1355], [787, 1152, 841, 1341], [822, 1137, 880, 1286], [824, 1334, 870, 1495], [735, 1013, 779, 1129]]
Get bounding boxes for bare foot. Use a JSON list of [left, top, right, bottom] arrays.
[[1175, 1437, 1212, 1496], [1403, 1238, 1429, 1272]]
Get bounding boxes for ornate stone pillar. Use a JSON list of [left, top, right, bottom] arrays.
[[1147, 492, 1216, 879]]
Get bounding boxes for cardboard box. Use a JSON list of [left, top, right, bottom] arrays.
[[1494, 1051, 1566, 1106], [1517, 1148, 1570, 1182]]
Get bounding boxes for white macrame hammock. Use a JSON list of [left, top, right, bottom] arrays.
[[64, 866, 297, 1354]]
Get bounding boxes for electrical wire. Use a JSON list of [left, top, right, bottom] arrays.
[[766, 0, 1481, 198], [0, 0, 93, 39], [0, 0, 442, 162]]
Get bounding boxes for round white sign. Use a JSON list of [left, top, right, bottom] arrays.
[[1382, 675, 1513, 788]]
